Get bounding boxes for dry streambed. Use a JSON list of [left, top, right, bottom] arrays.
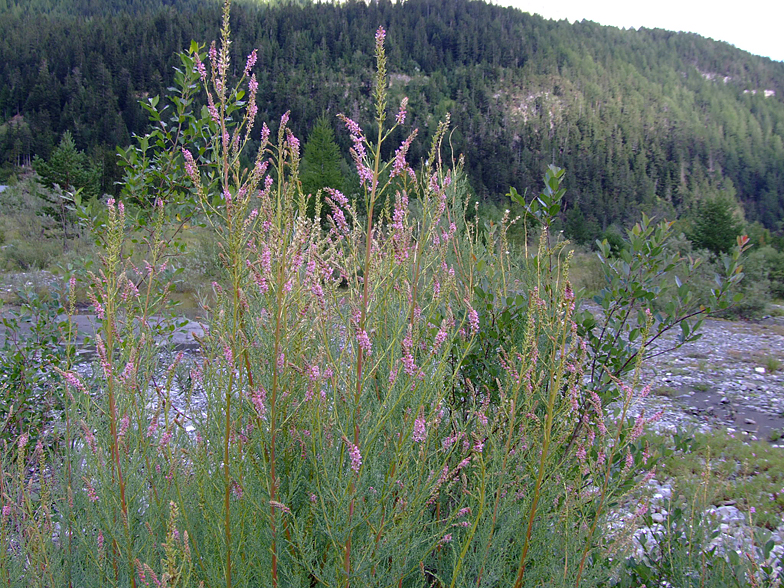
[[635, 313, 784, 443], [619, 310, 784, 573]]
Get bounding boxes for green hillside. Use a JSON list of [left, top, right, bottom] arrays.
[[2, 0, 784, 240]]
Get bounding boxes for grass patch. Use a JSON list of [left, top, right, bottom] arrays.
[[0, 176, 97, 280], [568, 248, 605, 296], [654, 429, 784, 531], [760, 355, 782, 373], [768, 428, 784, 443], [653, 386, 679, 398]]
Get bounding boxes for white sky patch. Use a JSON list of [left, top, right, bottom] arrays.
[[492, 0, 784, 63]]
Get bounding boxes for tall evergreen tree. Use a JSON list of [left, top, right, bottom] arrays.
[[688, 195, 744, 255], [300, 115, 346, 219], [33, 130, 100, 198], [32, 130, 101, 247]]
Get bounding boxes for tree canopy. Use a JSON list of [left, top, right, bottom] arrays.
[[1, 0, 784, 240]]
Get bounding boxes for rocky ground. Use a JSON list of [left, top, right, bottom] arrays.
[[634, 311, 784, 444], [616, 309, 784, 575]]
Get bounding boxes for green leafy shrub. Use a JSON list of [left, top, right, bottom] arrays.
[[0, 284, 74, 440], [1, 241, 61, 271]]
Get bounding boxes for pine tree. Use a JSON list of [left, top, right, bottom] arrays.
[[33, 131, 100, 198], [300, 115, 345, 221], [32, 131, 101, 248], [688, 195, 744, 255]]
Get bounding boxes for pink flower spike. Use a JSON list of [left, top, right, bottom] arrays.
[[396, 96, 408, 125], [286, 130, 300, 158], [244, 49, 258, 77], [412, 413, 427, 443], [338, 114, 363, 138], [269, 500, 291, 515], [261, 122, 271, 144], [375, 26, 386, 49], [390, 130, 417, 179], [64, 371, 88, 394], [467, 303, 479, 335], [182, 148, 198, 182], [208, 100, 220, 124], [356, 329, 372, 356], [346, 440, 362, 474], [83, 477, 99, 503], [208, 42, 218, 68], [630, 414, 645, 441], [195, 54, 207, 81], [324, 187, 348, 207], [118, 414, 130, 439]]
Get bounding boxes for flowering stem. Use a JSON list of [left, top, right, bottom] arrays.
[[223, 365, 234, 588], [265, 133, 294, 588], [344, 29, 387, 587], [449, 460, 485, 588], [476, 394, 518, 586], [513, 294, 572, 588], [101, 201, 138, 588], [574, 325, 650, 587]]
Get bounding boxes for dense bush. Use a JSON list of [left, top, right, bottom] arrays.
[[0, 4, 769, 587]]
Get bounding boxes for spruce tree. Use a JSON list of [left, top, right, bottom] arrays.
[[33, 131, 100, 199], [300, 115, 345, 221], [688, 195, 744, 255], [32, 131, 100, 248]]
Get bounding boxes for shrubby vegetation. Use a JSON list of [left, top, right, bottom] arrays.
[[2, 7, 779, 587]]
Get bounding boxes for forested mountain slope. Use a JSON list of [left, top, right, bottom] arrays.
[[2, 0, 783, 239]]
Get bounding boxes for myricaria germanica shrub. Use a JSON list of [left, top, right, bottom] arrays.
[[0, 1, 753, 586]]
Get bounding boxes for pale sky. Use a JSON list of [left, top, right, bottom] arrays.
[[492, 0, 784, 63]]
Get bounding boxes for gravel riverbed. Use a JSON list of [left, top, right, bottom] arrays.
[[633, 312, 784, 443], [615, 309, 784, 573]]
